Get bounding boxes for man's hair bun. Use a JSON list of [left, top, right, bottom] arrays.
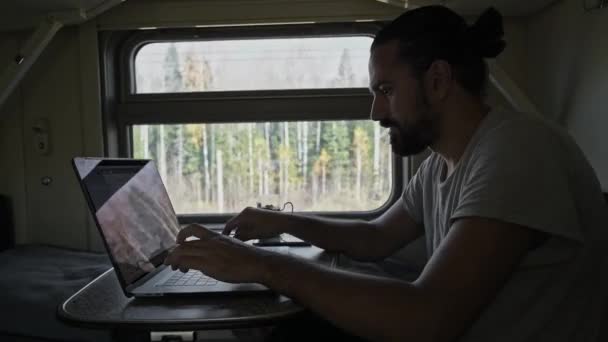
[[467, 7, 506, 58]]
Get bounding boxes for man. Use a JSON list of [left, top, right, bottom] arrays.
[[165, 6, 608, 341]]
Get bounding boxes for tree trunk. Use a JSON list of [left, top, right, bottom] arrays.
[[312, 168, 318, 201], [321, 164, 327, 195], [177, 125, 184, 189], [264, 122, 271, 196], [387, 146, 393, 191], [297, 122, 302, 188], [248, 123, 254, 196], [258, 157, 263, 197], [303, 122, 308, 187], [296, 122, 301, 159], [142, 125, 149, 158], [195, 174, 202, 204], [332, 123, 341, 193], [159, 125, 167, 181], [202, 125, 211, 203], [284, 122, 290, 202], [216, 149, 224, 212], [373, 124, 380, 197], [336, 169, 342, 193], [356, 148, 362, 200], [316, 121, 321, 153], [297, 122, 303, 190], [380, 144, 392, 195], [279, 158, 284, 200]]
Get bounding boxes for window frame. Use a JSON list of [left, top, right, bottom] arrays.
[[100, 22, 404, 224]]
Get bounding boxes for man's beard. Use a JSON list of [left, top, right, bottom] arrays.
[[389, 89, 439, 157]]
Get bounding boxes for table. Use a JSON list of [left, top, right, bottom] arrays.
[[58, 246, 336, 341]]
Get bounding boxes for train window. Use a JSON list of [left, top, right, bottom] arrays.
[[135, 37, 370, 93], [108, 24, 403, 220]]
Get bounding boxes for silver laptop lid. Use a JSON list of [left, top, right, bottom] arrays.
[[73, 158, 180, 289]]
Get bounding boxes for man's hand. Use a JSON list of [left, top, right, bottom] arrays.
[[222, 207, 287, 241], [164, 224, 273, 284]]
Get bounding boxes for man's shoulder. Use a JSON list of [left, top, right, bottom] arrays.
[[473, 108, 572, 157]]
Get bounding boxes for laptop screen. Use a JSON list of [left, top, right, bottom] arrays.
[[74, 158, 180, 285]]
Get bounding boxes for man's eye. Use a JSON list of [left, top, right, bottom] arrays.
[[380, 87, 392, 95]]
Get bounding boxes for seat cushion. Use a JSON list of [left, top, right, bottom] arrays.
[[0, 245, 112, 341]]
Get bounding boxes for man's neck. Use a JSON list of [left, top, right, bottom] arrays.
[[431, 98, 489, 174]]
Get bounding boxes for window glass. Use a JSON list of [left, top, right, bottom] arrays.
[[134, 37, 372, 93], [132, 121, 392, 214]]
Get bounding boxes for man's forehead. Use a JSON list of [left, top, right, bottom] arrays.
[[369, 40, 410, 87], [370, 40, 402, 68]]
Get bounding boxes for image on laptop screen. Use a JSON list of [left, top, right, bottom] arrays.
[[75, 159, 180, 285]]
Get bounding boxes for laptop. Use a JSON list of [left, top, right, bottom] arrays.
[[72, 157, 281, 298]]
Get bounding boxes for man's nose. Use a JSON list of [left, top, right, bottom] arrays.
[[370, 96, 388, 122]]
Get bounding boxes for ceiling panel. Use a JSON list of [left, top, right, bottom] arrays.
[[0, 0, 124, 31], [0, 0, 105, 13], [0, 0, 559, 32]]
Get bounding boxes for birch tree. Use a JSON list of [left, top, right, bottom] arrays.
[[177, 125, 184, 189], [284, 122, 290, 200], [316, 121, 321, 153], [216, 149, 224, 212], [302, 122, 309, 187], [264, 122, 271, 195], [319, 148, 330, 195], [142, 126, 149, 158], [158, 125, 167, 181], [248, 123, 254, 196], [202, 125, 211, 202]]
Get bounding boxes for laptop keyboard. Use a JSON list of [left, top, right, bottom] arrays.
[[159, 270, 218, 287]]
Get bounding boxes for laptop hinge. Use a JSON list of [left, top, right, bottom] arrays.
[[127, 264, 167, 293], [150, 331, 194, 342]]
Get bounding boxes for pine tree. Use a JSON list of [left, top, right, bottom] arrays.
[[163, 43, 182, 92], [333, 49, 355, 87]]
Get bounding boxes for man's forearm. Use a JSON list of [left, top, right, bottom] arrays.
[[260, 252, 439, 341]]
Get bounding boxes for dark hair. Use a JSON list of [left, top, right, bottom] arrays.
[[371, 6, 506, 97]]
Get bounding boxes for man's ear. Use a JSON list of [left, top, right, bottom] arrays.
[[423, 60, 452, 103]]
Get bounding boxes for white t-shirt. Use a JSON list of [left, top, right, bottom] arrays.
[[402, 107, 608, 341]]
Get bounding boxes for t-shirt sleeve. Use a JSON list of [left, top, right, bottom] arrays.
[[451, 121, 583, 244], [402, 157, 429, 225]]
